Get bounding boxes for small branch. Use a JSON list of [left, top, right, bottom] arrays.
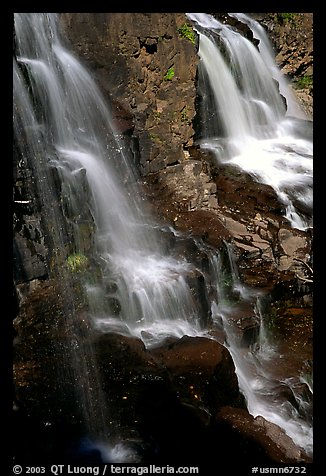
[[293, 258, 313, 275], [295, 273, 313, 283], [293, 258, 313, 283]]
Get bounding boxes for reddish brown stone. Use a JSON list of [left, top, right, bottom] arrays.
[[214, 406, 311, 463]]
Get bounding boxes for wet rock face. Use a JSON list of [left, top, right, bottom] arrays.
[[251, 13, 313, 118], [214, 407, 311, 463], [13, 150, 48, 283], [15, 285, 307, 465], [60, 13, 198, 176], [149, 335, 245, 411], [13, 278, 89, 462], [15, 286, 247, 463], [144, 149, 312, 289], [57, 12, 313, 293], [142, 138, 313, 402], [13, 144, 96, 285], [13, 13, 313, 465]]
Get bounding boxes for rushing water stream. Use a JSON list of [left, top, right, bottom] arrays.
[[186, 12, 313, 456], [187, 13, 313, 232], [13, 13, 313, 461]]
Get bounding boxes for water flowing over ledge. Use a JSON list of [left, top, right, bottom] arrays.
[[187, 13, 313, 231]]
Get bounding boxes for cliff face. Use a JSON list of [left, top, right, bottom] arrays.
[[60, 13, 198, 175], [60, 13, 313, 148], [14, 12, 313, 284], [13, 13, 313, 464], [14, 9, 313, 385], [55, 11, 314, 403], [252, 13, 313, 117]]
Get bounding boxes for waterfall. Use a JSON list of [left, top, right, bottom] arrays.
[[186, 12, 313, 456], [187, 13, 313, 453], [228, 13, 308, 120], [13, 15, 120, 456], [210, 243, 313, 455], [14, 13, 208, 347], [14, 13, 312, 461], [187, 13, 313, 231], [14, 12, 210, 460]]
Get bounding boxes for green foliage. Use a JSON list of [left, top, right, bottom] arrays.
[[66, 253, 89, 272], [296, 75, 313, 89], [149, 132, 163, 143], [153, 111, 161, 121], [180, 107, 189, 123], [164, 67, 175, 81], [276, 13, 296, 23], [177, 23, 196, 45]]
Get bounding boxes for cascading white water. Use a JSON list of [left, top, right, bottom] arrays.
[[14, 12, 313, 461], [14, 21, 114, 453], [228, 13, 308, 120], [14, 12, 211, 459], [186, 12, 313, 456], [187, 13, 313, 231], [210, 244, 313, 455], [14, 13, 208, 350]]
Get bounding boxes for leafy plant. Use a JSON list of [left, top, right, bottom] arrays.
[[276, 13, 296, 23], [180, 107, 189, 122], [149, 132, 164, 143], [177, 23, 196, 45], [164, 66, 175, 81], [66, 253, 89, 272], [296, 75, 313, 89]]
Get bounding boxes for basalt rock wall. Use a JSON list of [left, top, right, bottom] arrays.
[[14, 13, 313, 288], [57, 12, 313, 435], [14, 11, 313, 386], [252, 13, 313, 118], [13, 13, 313, 465], [60, 13, 198, 175]]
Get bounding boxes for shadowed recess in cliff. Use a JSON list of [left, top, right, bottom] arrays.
[[187, 13, 313, 231]]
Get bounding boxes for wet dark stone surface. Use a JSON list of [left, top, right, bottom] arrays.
[[12, 12, 313, 467]]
